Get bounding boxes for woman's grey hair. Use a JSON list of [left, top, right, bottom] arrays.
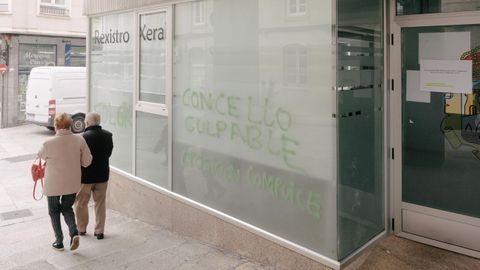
[[86, 112, 101, 126]]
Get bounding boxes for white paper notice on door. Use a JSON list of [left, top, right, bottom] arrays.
[[420, 60, 472, 94], [419, 32, 470, 61]]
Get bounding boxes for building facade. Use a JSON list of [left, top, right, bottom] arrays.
[[84, 0, 480, 269], [0, 0, 86, 128]]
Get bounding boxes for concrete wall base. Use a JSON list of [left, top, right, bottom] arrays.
[[106, 171, 334, 270]]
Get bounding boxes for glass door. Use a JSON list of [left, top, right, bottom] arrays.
[[395, 24, 480, 257]]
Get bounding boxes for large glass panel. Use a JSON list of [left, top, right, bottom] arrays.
[[139, 11, 166, 104], [90, 13, 134, 173], [402, 25, 480, 218], [173, 0, 337, 258], [397, 0, 480, 15], [136, 111, 169, 187], [336, 0, 385, 260]]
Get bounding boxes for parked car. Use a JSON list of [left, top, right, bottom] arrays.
[[25, 66, 87, 133]]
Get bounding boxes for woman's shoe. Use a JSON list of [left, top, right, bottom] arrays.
[[94, 233, 104, 240], [52, 241, 64, 251], [70, 235, 80, 251]]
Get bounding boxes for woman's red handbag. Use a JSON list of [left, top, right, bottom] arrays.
[[31, 158, 46, 200]]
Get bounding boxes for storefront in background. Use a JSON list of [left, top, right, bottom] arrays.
[[86, 0, 384, 268], [0, 34, 85, 127]]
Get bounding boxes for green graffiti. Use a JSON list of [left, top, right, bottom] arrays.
[[247, 165, 319, 218], [184, 115, 304, 171], [93, 102, 132, 128], [182, 89, 292, 130], [183, 148, 241, 182], [181, 89, 304, 172], [227, 96, 241, 118], [182, 149, 321, 219]]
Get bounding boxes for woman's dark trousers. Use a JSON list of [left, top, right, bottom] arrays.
[[47, 194, 79, 243]]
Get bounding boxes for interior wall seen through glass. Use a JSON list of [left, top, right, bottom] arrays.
[[89, 13, 134, 173], [401, 26, 480, 218], [336, 0, 385, 260], [172, 0, 337, 259]]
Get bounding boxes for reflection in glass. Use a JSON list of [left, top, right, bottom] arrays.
[[192, 1, 206, 25], [397, 0, 480, 15], [337, 0, 385, 260], [402, 26, 480, 218], [136, 111, 169, 188], [284, 44, 307, 87], [173, 0, 337, 259], [287, 0, 306, 16], [139, 11, 166, 104], [90, 13, 134, 173]]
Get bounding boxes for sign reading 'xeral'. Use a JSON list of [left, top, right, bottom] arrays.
[[94, 25, 165, 45]]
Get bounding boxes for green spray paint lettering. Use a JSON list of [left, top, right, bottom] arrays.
[[181, 89, 303, 172]]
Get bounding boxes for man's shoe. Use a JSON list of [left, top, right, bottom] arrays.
[[78, 231, 86, 236], [94, 233, 104, 240], [52, 242, 64, 251], [70, 235, 80, 251]]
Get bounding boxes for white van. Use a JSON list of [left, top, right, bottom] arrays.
[[25, 66, 87, 133]]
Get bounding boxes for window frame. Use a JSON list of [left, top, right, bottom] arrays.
[[37, 0, 71, 17], [283, 44, 308, 87], [192, 1, 206, 26], [287, 0, 306, 17], [135, 8, 172, 116], [0, 0, 11, 13]]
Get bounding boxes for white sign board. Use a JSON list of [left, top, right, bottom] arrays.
[[419, 32, 470, 61], [420, 60, 472, 94]]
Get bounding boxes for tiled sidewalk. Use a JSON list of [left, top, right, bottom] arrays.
[[0, 125, 272, 270]]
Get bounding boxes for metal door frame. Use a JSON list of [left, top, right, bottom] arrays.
[[389, 0, 480, 258]]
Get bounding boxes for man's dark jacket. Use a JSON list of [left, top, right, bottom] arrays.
[[81, 125, 113, 184]]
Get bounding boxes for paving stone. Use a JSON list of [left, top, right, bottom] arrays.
[[235, 261, 276, 270], [123, 250, 190, 270], [9, 260, 56, 270]]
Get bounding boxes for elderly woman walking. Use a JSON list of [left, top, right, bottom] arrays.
[[38, 113, 92, 251]]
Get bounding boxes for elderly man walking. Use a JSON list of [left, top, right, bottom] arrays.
[[75, 112, 113, 240]]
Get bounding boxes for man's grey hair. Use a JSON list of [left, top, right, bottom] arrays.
[[86, 112, 101, 126]]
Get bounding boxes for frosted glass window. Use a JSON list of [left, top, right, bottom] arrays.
[[139, 11, 166, 104], [136, 112, 168, 188], [173, 0, 336, 259], [90, 13, 134, 173]]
